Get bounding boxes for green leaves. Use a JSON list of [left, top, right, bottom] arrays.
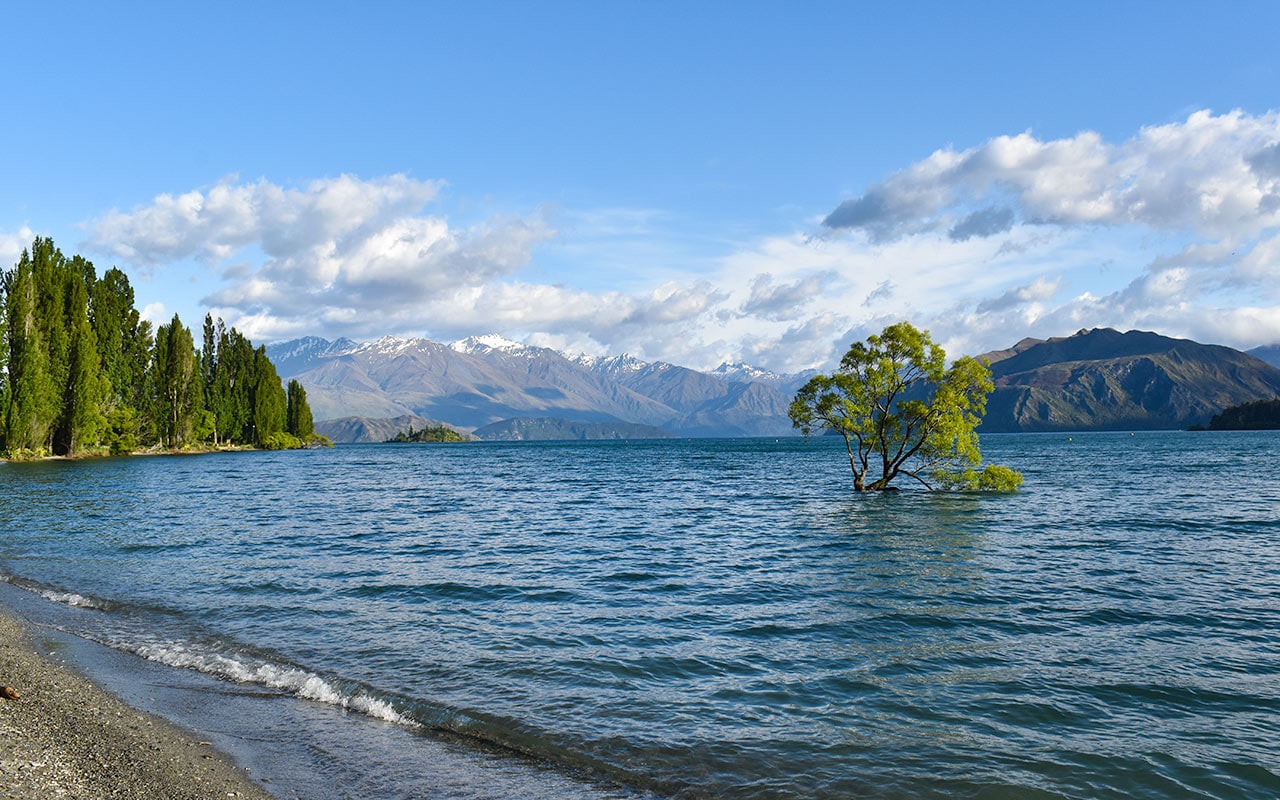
[[2, 237, 317, 456], [790, 321, 1022, 492]]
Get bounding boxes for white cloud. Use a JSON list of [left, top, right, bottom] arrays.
[[139, 302, 168, 326], [824, 110, 1280, 240], [72, 111, 1280, 376], [87, 174, 442, 266], [0, 226, 35, 266], [806, 109, 1280, 360], [741, 271, 838, 320]]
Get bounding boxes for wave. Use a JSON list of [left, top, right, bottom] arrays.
[[129, 639, 417, 727], [2, 573, 416, 728], [0, 573, 115, 611]]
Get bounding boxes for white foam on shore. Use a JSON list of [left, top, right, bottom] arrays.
[[134, 640, 418, 727], [38, 589, 106, 609], [0, 575, 110, 611]]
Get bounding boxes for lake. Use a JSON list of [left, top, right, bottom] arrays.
[[1, 432, 1278, 799]]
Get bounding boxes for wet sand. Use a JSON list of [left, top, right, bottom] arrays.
[[0, 612, 275, 800]]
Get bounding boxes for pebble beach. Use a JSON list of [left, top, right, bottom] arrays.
[[0, 612, 274, 800]]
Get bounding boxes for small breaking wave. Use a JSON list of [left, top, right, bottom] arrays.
[[131, 639, 418, 727], [1, 573, 114, 611], [39, 589, 109, 609]]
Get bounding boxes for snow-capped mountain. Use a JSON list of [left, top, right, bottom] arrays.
[[449, 334, 543, 357], [710, 361, 786, 385], [265, 335, 359, 378], [572, 352, 653, 379], [267, 334, 797, 439]]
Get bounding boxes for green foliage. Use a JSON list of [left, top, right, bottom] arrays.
[[386, 424, 467, 443], [790, 321, 1021, 492], [3, 245, 59, 452], [935, 463, 1024, 492], [286, 379, 314, 438], [104, 406, 142, 455], [60, 272, 109, 454], [1, 237, 314, 460], [260, 430, 304, 450], [150, 314, 203, 449], [91, 267, 148, 409], [1207, 397, 1280, 430], [250, 346, 287, 446]]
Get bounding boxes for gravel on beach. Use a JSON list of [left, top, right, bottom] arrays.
[[0, 612, 276, 800]]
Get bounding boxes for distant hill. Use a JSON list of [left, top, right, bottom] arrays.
[[316, 414, 468, 444], [978, 328, 1280, 431], [471, 417, 678, 441], [977, 336, 1051, 365], [1247, 344, 1280, 369]]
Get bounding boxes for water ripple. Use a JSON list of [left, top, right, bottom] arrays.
[[2, 433, 1279, 798]]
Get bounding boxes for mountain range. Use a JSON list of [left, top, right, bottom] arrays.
[[268, 334, 804, 441], [266, 329, 1280, 442]]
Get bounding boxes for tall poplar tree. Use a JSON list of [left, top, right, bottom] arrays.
[[211, 322, 253, 444], [250, 345, 287, 446], [3, 249, 59, 452], [150, 314, 202, 448], [58, 274, 108, 454], [30, 239, 70, 409], [286, 379, 314, 439], [91, 267, 149, 409], [0, 267, 8, 445]]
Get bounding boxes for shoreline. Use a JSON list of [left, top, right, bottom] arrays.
[[0, 444, 257, 464], [0, 610, 275, 800]]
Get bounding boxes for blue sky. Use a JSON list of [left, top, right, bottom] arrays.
[[4, 2, 1280, 371]]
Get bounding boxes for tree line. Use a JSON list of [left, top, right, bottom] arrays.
[[385, 424, 468, 443], [1205, 397, 1280, 430], [1, 236, 320, 459]]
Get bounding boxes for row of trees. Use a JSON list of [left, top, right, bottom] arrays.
[[1, 237, 318, 459]]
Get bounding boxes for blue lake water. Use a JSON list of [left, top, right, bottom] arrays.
[[1, 432, 1278, 799]]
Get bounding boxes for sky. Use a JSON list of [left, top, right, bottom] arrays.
[[4, 2, 1280, 373]]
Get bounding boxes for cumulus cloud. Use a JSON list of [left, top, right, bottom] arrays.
[[0, 226, 36, 265], [87, 174, 442, 266], [741, 271, 837, 320], [84, 174, 561, 338], [976, 276, 1061, 313], [67, 110, 1280, 376], [809, 109, 1280, 360], [863, 280, 894, 306], [949, 207, 1015, 242], [824, 110, 1280, 239]]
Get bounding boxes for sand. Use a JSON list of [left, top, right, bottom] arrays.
[[0, 612, 276, 800]]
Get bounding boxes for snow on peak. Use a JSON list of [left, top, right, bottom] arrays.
[[710, 361, 785, 384], [351, 335, 437, 356], [574, 352, 650, 375], [450, 334, 534, 356]]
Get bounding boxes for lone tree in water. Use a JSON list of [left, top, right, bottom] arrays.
[[790, 321, 1021, 492]]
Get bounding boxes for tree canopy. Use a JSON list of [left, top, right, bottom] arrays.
[[386, 424, 468, 443], [0, 237, 321, 458], [789, 321, 1022, 492], [1206, 397, 1280, 430]]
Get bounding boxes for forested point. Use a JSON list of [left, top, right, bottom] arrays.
[[385, 425, 470, 443], [1206, 397, 1280, 430], [0, 236, 328, 460]]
